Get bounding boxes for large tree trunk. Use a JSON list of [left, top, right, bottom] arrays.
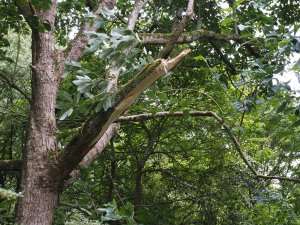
[[16, 3, 62, 224]]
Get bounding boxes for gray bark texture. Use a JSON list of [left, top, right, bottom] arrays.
[[16, 2, 61, 225]]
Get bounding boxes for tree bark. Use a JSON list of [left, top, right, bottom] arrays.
[[133, 165, 144, 211], [15, 2, 62, 224]]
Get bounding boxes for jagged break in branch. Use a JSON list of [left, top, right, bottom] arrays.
[[59, 49, 191, 179]]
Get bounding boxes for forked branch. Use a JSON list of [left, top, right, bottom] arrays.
[[158, 0, 194, 58]]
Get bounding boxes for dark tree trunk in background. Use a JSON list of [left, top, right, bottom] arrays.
[[133, 164, 144, 211]]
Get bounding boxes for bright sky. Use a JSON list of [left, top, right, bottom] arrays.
[[275, 53, 300, 94]]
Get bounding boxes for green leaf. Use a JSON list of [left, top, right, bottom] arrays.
[[183, 110, 190, 120], [103, 95, 115, 111], [65, 60, 81, 68], [234, 0, 245, 7], [58, 90, 73, 103], [276, 101, 287, 113], [221, 7, 233, 13], [59, 108, 73, 120], [221, 17, 233, 26], [292, 119, 300, 127], [146, 90, 156, 99], [110, 51, 123, 62], [94, 19, 109, 29], [119, 202, 134, 217], [62, 70, 70, 78], [115, 57, 126, 68], [237, 125, 244, 133], [116, 38, 136, 51], [99, 48, 115, 58], [292, 59, 300, 71], [194, 55, 206, 61], [101, 7, 115, 18]]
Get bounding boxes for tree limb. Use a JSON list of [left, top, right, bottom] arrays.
[[59, 202, 92, 216], [59, 49, 191, 179], [0, 160, 22, 171], [255, 175, 300, 183], [157, 0, 194, 58], [116, 111, 300, 183], [140, 29, 242, 45], [128, 0, 150, 31], [64, 0, 117, 63], [68, 0, 147, 180], [0, 71, 31, 102], [2, 109, 299, 183], [79, 123, 120, 167], [209, 40, 236, 75]]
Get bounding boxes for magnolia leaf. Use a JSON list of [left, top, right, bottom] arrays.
[[59, 108, 73, 120], [65, 60, 81, 68]]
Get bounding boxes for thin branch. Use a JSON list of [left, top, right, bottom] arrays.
[[64, 0, 117, 62], [158, 0, 194, 58], [0, 71, 31, 102], [60, 202, 92, 216], [256, 175, 300, 183], [128, 0, 150, 31], [209, 40, 236, 75], [116, 111, 300, 183]]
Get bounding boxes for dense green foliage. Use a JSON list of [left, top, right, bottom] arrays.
[[0, 0, 300, 224]]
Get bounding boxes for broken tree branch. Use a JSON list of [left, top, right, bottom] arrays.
[[79, 123, 120, 167], [73, 0, 148, 174], [59, 49, 191, 179]]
